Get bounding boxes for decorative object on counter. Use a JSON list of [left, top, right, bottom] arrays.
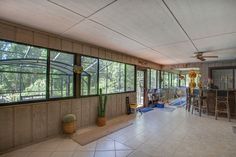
[[62, 114, 76, 134], [178, 71, 185, 80], [188, 70, 197, 94], [97, 88, 107, 127], [198, 72, 203, 89]]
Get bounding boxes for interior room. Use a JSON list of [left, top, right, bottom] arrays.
[[0, 0, 236, 157]]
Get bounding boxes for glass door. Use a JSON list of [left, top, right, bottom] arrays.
[[136, 70, 145, 106]]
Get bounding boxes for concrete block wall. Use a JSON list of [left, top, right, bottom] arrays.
[[0, 20, 159, 152]]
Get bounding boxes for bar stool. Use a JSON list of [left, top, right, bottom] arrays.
[[215, 90, 230, 121], [191, 89, 208, 116], [191, 89, 199, 115], [186, 88, 191, 111]]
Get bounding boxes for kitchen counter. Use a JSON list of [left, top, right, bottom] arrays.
[[206, 89, 236, 117]]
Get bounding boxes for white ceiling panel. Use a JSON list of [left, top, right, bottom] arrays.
[[205, 48, 236, 61], [134, 48, 177, 64], [194, 32, 236, 52], [90, 0, 189, 47], [64, 20, 146, 55], [165, 0, 236, 39], [49, 0, 115, 17], [154, 41, 196, 62], [0, 0, 235, 65], [0, 0, 84, 34]]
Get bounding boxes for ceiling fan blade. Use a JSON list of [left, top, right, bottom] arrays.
[[200, 58, 206, 61], [194, 51, 208, 55], [203, 56, 218, 58]]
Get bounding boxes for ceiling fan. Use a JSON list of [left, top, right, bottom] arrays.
[[191, 52, 218, 61]]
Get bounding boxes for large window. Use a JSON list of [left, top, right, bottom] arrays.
[[163, 72, 169, 88], [157, 70, 160, 88], [147, 69, 159, 89], [126, 64, 135, 91], [80, 56, 135, 95], [147, 69, 151, 89], [0, 41, 47, 103], [212, 68, 234, 89], [80, 56, 98, 96], [99, 59, 125, 94], [172, 73, 178, 87], [150, 69, 157, 89], [49, 50, 74, 98], [180, 74, 186, 87], [0, 40, 75, 104]]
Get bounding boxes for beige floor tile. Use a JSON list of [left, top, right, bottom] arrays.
[[1, 152, 31, 157], [55, 140, 78, 151], [28, 151, 52, 157], [75, 141, 97, 151], [94, 151, 115, 157], [115, 141, 133, 150], [96, 140, 115, 150], [128, 150, 154, 157], [51, 152, 73, 157], [116, 150, 133, 157], [72, 151, 94, 157]]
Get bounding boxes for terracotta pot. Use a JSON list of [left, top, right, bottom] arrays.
[[63, 121, 76, 134], [97, 117, 106, 127]]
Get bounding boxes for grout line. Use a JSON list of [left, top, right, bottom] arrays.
[[86, 0, 117, 18], [47, 0, 86, 17], [162, 0, 199, 52]]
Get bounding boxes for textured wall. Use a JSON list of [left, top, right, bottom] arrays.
[[0, 20, 142, 152], [0, 93, 136, 152]]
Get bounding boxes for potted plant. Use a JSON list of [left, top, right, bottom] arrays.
[[97, 88, 107, 127], [62, 114, 76, 134]]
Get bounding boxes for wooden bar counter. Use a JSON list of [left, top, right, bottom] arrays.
[[206, 89, 236, 118]]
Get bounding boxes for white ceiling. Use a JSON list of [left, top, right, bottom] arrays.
[[0, 0, 236, 65]]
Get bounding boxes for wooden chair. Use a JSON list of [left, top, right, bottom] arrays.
[[215, 90, 230, 121]]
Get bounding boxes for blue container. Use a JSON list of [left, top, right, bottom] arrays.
[[155, 103, 165, 108]]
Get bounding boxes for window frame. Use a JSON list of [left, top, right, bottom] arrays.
[[79, 55, 99, 97], [0, 39, 76, 106], [79, 55, 136, 97]]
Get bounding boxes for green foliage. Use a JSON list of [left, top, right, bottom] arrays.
[[0, 40, 74, 103], [98, 88, 107, 117]]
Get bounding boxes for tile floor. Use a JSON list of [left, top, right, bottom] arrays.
[[1, 107, 236, 157]]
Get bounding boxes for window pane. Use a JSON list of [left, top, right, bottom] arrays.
[[186, 74, 190, 87], [99, 59, 125, 94], [150, 69, 157, 89], [160, 71, 164, 88], [126, 64, 135, 91], [180, 74, 186, 87], [163, 72, 169, 88], [212, 69, 233, 90], [0, 41, 47, 103], [81, 56, 98, 95], [147, 69, 151, 89], [157, 70, 160, 88], [49, 50, 74, 98], [172, 74, 178, 87]]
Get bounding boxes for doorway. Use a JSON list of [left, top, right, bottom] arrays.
[[136, 70, 145, 106]]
